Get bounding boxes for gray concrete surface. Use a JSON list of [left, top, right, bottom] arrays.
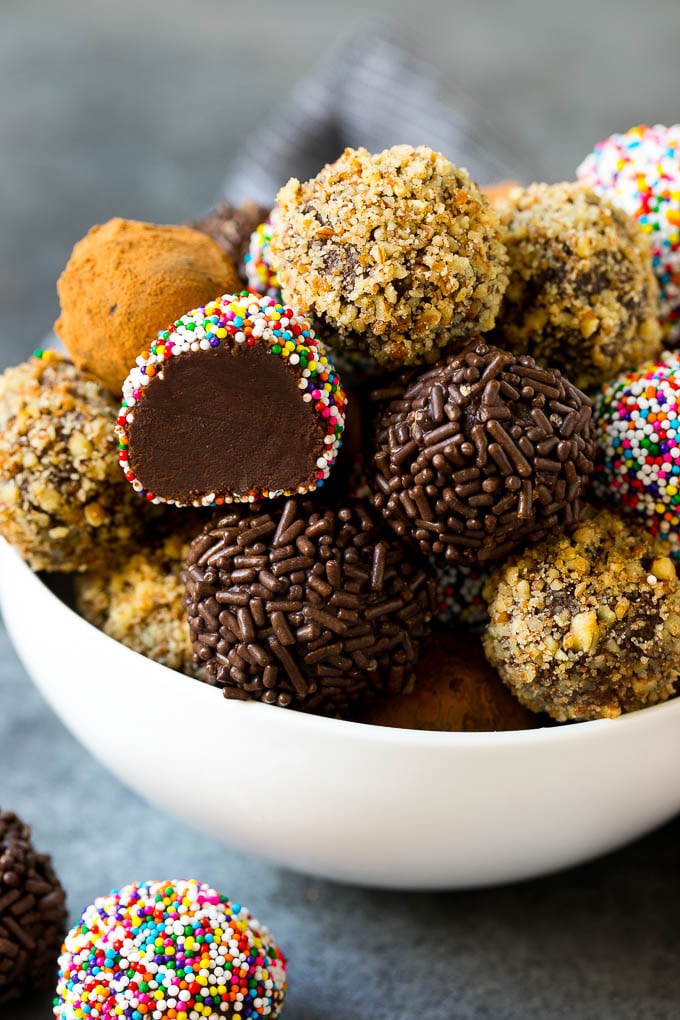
[[2, 0, 680, 1017]]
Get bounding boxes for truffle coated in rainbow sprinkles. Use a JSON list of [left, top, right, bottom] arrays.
[[431, 559, 489, 629], [53, 879, 287, 1019], [593, 353, 680, 558], [577, 124, 680, 342], [244, 212, 281, 299], [115, 292, 347, 506]]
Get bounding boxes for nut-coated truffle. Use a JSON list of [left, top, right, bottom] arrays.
[[184, 498, 435, 714], [0, 351, 144, 572], [494, 182, 662, 390], [270, 145, 508, 366], [372, 342, 596, 565], [0, 810, 67, 1007], [482, 507, 680, 721], [55, 217, 240, 394]]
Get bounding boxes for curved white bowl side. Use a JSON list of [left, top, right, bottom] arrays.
[[2, 540, 680, 889]]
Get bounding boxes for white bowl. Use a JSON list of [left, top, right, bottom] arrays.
[[2, 538, 680, 890]]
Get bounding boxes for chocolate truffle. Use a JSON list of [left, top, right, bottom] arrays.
[[184, 498, 435, 714], [372, 342, 596, 565], [190, 199, 270, 278], [432, 559, 490, 629], [592, 353, 680, 559], [494, 182, 662, 390], [74, 530, 201, 675], [0, 810, 67, 1007], [0, 351, 144, 572], [270, 145, 508, 366], [116, 293, 347, 506], [577, 124, 680, 343], [482, 507, 680, 721], [54, 879, 287, 1019], [352, 631, 538, 731], [55, 218, 240, 394]]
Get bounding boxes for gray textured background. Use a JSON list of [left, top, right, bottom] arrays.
[[2, 0, 680, 1017]]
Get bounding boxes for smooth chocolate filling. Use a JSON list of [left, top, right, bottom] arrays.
[[127, 343, 323, 502]]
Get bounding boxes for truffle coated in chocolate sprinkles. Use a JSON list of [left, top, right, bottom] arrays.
[[0, 810, 67, 1006], [184, 499, 435, 714], [372, 342, 595, 565]]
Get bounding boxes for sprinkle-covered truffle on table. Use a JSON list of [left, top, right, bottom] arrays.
[[116, 293, 347, 507], [244, 209, 282, 299], [53, 879, 287, 1020], [577, 124, 680, 343]]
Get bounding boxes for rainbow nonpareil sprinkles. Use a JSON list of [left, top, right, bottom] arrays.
[[244, 211, 281, 299], [593, 353, 680, 557], [577, 124, 680, 341], [115, 292, 347, 506], [53, 879, 287, 1020]]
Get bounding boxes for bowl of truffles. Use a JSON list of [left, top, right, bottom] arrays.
[[3, 131, 680, 890]]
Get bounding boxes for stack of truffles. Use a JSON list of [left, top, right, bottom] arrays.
[[3, 130, 680, 728]]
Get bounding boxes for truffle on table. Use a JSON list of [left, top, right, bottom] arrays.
[[74, 530, 201, 675], [482, 507, 680, 721], [184, 498, 435, 715], [372, 341, 596, 565], [494, 181, 662, 390], [53, 879, 287, 1019], [55, 217, 240, 394], [351, 631, 538, 731], [116, 294, 346, 506], [0, 351, 145, 572], [270, 144, 508, 367], [0, 810, 67, 1007]]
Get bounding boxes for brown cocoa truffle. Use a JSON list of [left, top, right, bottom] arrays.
[[0, 351, 144, 572], [494, 182, 662, 390], [482, 507, 680, 721], [480, 180, 523, 204], [270, 145, 508, 366], [0, 810, 68, 1006], [184, 498, 435, 715], [351, 631, 538, 731], [55, 218, 240, 394], [190, 200, 270, 279], [372, 342, 596, 565]]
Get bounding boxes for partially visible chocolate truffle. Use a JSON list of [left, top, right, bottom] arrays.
[[55, 218, 240, 394], [0, 351, 144, 572], [372, 342, 595, 565], [351, 631, 538, 731], [116, 294, 346, 506], [494, 182, 662, 390], [482, 507, 680, 721], [184, 498, 435, 714], [190, 200, 270, 279], [270, 145, 508, 366], [0, 810, 67, 1007]]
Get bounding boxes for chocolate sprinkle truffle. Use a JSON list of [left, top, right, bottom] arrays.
[[116, 293, 346, 506], [270, 145, 508, 366], [482, 507, 680, 721], [372, 342, 596, 565], [494, 182, 662, 390], [184, 498, 435, 714], [0, 351, 144, 572], [0, 810, 67, 1007]]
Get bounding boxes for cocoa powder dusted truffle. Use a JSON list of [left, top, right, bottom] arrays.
[[0, 351, 144, 572], [116, 293, 346, 506], [184, 498, 435, 714], [482, 507, 680, 721], [0, 810, 67, 1007], [494, 182, 662, 390], [55, 218, 240, 394], [372, 342, 595, 565], [270, 145, 509, 366]]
